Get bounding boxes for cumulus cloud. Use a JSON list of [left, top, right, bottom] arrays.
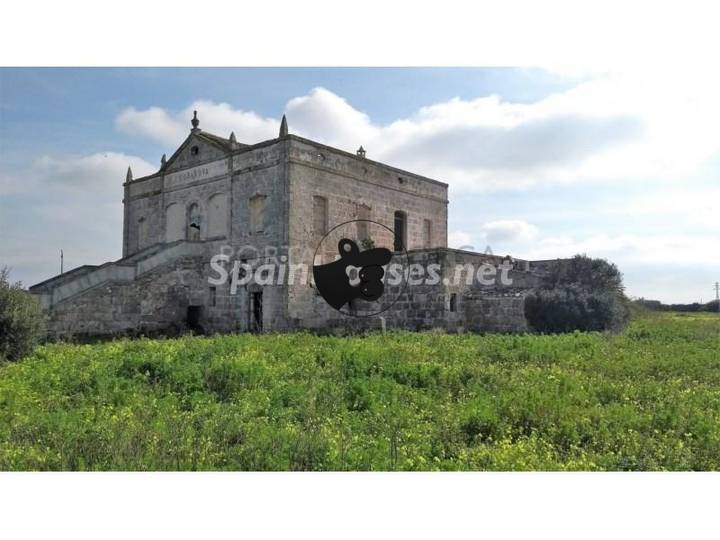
[[116, 101, 279, 147], [115, 71, 720, 193], [286, 88, 378, 149]]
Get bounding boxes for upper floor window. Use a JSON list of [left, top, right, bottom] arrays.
[[249, 195, 266, 234], [356, 204, 371, 242], [423, 219, 432, 248], [207, 193, 228, 238], [394, 210, 407, 252], [137, 216, 148, 251], [187, 203, 201, 241], [313, 196, 328, 237], [165, 203, 184, 243]]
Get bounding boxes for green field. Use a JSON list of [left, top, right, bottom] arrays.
[[1, 312, 719, 470]]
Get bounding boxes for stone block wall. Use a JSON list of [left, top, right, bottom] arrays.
[[46, 256, 208, 339]]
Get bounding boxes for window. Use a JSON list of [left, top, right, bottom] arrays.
[[207, 193, 228, 237], [393, 210, 406, 251], [165, 203, 185, 242], [191, 145, 199, 156], [423, 219, 432, 248], [187, 203, 201, 241], [313, 196, 328, 237], [449, 293, 457, 313], [356, 204, 371, 241], [249, 195, 266, 233], [209, 286, 217, 307], [137, 217, 148, 251]]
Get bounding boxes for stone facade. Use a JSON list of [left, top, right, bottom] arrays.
[[30, 113, 559, 339]]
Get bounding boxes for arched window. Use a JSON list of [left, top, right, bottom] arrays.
[[187, 203, 201, 241], [165, 203, 185, 242], [207, 193, 228, 238], [394, 210, 406, 251]]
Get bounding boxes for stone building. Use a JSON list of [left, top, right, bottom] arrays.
[[30, 112, 558, 338]]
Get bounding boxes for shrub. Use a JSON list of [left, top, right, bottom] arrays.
[[525, 255, 629, 333], [0, 267, 46, 362]]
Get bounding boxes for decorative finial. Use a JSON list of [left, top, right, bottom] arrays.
[[356, 146, 366, 158], [191, 110, 200, 131], [126, 166, 133, 182], [279, 114, 288, 138], [161, 154, 167, 168], [229, 131, 236, 144]]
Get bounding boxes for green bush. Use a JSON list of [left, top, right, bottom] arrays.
[[0, 267, 46, 362], [525, 255, 629, 333]]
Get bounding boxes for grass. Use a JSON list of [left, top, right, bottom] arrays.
[[0, 312, 718, 470]]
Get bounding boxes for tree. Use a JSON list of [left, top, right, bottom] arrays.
[[0, 267, 46, 361], [525, 255, 630, 333]]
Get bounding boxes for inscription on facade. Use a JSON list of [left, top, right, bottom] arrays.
[[165, 159, 228, 190]]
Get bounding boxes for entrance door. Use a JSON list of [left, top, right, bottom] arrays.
[[250, 291, 263, 332], [187, 305, 203, 333]]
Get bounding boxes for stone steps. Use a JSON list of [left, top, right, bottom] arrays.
[[33, 241, 206, 308]]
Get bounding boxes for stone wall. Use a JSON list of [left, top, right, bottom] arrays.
[[285, 136, 448, 325], [283, 248, 553, 334], [46, 256, 207, 339]]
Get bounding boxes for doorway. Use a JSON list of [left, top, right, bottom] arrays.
[[249, 291, 263, 332], [187, 305, 203, 333]]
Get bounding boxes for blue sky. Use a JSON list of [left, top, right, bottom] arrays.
[[1, 67, 718, 303]]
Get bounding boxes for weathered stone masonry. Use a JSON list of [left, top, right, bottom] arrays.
[[30, 113, 559, 338]]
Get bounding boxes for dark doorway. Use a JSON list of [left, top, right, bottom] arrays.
[[394, 211, 406, 251], [187, 305, 203, 333], [250, 291, 263, 332]]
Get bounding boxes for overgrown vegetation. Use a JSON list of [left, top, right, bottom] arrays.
[[525, 255, 630, 333], [1, 312, 718, 471], [0, 267, 45, 362]]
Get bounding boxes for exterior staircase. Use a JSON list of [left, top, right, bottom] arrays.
[[30, 241, 206, 308]]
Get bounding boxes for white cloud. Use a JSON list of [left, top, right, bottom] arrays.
[[480, 220, 539, 243], [32, 152, 155, 191], [286, 87, 378, 149], [448, 230, 474, 249], [525, 232, 720, 268], [115, 72, 720, 193], [0, 152, 155, 286], [116, 101, 278, 147], [115, 106, 182, 146]]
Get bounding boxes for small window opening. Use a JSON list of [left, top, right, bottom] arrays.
[[449, 293, 457, 313], [209, 286, 217, 307]]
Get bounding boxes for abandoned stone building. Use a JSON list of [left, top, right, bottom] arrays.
[[30, 112, 558, 338]]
